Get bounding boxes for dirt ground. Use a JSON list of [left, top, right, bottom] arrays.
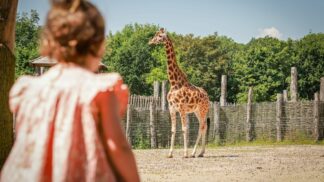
[[134, 145, 324, 182]]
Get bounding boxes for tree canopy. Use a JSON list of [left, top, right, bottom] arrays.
[[15, 10, 40, 77], [16, 10, 324, 103]]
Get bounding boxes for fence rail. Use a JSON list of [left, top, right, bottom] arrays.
[[123, 95, 324, 149], [128, 95, 161, 110]]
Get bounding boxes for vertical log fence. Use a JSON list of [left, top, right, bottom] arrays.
[[122, 68, 323, 149]]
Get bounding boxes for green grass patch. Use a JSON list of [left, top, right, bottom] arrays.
[[207, 139, 324, 148]]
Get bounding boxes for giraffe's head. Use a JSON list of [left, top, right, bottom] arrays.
[[149, 28, 168, 45]]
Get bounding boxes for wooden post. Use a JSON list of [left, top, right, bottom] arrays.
[[126, 104, 132, 145], [314, 93, 320, 141], [161, 80, 168, 111], [320, 77, 324, 101], [283, 90, 288, 102], [290, 67, 298, 102], [246, 87, 253, 141], [320, 78, 324, 139], [213, 102, 220, 143], [276, 94, 283, 141], [153, 81, 160, 98], [150, 102, 157, 148], [40, 67, 45, 75], [220, 75, 227, 106]]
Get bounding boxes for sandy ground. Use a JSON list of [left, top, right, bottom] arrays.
[[134, 145, 324, 182]]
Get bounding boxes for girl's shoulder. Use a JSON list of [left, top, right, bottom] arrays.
[[80, 72, 127, 105], [9, 75, 37, 113]]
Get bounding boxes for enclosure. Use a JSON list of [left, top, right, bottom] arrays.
[[134, 145, 324, 182], [123, 95, 324, 149]]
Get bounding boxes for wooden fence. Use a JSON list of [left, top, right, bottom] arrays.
[[123, 95, 324, 149]]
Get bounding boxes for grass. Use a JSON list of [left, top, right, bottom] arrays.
[[207, 139, 324, 148], [132, 140, 324, 150]]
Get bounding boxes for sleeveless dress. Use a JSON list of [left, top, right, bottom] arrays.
[[0, 64, 128, 182]]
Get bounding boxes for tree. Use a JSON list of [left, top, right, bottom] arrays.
[[233, 37, 295, 102], [174, 33, 240, 101], [104, 23, 323, 102], [15, 10, 40, 77], [295, 33, 324, 99], [103, 24, 161, 95], [0, 0, 19, 168]]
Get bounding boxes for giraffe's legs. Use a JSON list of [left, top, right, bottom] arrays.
[[191, 123, 203, 157], [168, 107, 177, 158], [198, 122, 207, 157], [180, 111, 189, 158], [191, 110, 207, 157]]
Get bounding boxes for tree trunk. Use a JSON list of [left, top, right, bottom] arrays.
[[0, 0, 18, 168]]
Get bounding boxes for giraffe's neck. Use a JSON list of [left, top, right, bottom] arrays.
[[164, 38, 189, 88]]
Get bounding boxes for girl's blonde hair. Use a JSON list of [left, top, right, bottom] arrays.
[[41, 0, 105, 65]]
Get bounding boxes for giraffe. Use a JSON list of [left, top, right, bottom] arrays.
[[149, 28, 210, 158]]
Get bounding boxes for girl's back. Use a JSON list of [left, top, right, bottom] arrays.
[[2, 64, 126, 181]]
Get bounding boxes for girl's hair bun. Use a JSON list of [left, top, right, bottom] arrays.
[[51, 0, 82, 12], [41, 0, 105, 64]]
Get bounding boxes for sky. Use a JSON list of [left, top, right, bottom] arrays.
[[18, 0, 324, 43]]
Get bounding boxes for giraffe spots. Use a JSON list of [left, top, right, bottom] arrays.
[[168, 66, 174, 72], [167, 94, 172, 100], [189, 98, 195, 104], [174, 74, 178, 80], [185, 96, 189, 103], [180, 98, 185, 103], [183, 92, 187, 97], [180, 80, 186, 85], [187, 104, 196, 110], [188, 92, 192, 97]]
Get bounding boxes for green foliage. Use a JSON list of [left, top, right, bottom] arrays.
[[104, 26, 241, 101], [233, 37, 295, 102], [144, 47, 168, 84], [15, 10, 40, 77], [103, 24, 162, 95], [207, 139, 324, 148], [295, 33, 324, 99], [15, 10, 324, 102], [175, 33, 240, 101], [132, 127, 150, 149]]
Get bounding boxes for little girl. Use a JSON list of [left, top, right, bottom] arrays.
[[0, 0, 140, 181]]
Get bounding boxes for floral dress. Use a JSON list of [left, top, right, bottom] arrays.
[[0, 64, 128, 182]]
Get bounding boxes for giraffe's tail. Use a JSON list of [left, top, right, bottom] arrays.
[[206, 117, 211, 143]]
